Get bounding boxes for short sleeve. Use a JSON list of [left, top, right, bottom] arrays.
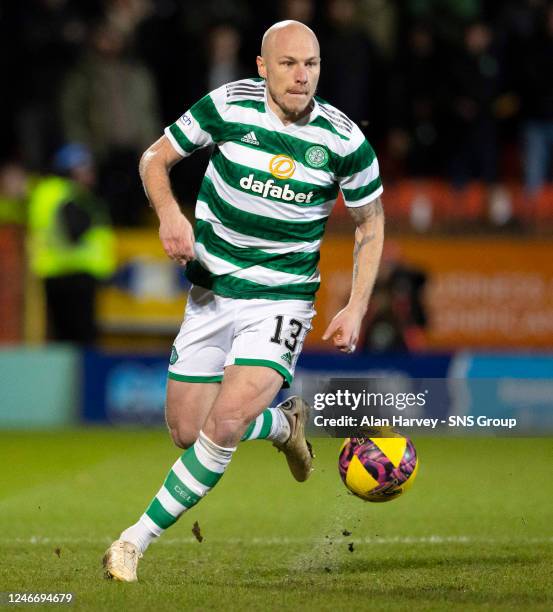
[[336, 128, 383, 208], [164, 86, 227, 157]]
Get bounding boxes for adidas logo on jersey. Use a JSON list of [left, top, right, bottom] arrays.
[[280, 351, 293, 365], [241, 131, 260, 146], [239, 174, 314, 203]]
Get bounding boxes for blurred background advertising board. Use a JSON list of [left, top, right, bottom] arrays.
[[314, 236, 553, 350], [96, 229, 190, 334]]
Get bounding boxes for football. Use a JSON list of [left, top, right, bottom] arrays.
[[338, 436, 419, 502]]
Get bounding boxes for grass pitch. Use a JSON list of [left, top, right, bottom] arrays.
[[1, 430, 552, 611]]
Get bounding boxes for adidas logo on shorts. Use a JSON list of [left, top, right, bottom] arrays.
[[280, 351, 293, 365], [241, 131, 260, 146]]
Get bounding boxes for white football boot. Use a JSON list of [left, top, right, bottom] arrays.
[[103, 540, 142, 582], [273, 396, 314, 482]]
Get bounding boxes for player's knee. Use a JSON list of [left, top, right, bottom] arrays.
[[169, 426, 198, 450]]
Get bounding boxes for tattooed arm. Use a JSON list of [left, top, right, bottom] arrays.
[[322, 197, 384, 352], [348, 197, 385, 315]]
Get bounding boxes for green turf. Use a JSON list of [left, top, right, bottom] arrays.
[[1, 431, 552, 611]]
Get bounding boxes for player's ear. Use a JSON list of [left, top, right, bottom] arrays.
[[256, 56, 267, 79]]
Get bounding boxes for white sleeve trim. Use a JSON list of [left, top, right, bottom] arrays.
[[339, 158, 380, 189], [164, 126, 187, 157], [343, 184, 384, 208]]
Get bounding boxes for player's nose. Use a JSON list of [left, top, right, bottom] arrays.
[[294, 66, 308, 83]]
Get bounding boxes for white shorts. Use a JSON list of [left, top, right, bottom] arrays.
[[168, 286, 315, 387]]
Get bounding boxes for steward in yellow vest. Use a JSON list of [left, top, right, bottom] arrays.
[[28, 175, 115, 279], [28, 144, 115, 343]]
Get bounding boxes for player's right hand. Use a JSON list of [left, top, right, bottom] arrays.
[[322, 305, 362, 354], [158, 207, 195, 265]]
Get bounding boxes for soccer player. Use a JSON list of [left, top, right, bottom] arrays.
[[104, 20, 384, 581]]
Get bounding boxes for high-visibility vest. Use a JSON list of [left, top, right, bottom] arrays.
[[28, 176, 116, 279]]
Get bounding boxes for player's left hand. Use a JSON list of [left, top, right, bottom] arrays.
[[322, 306, 364, 353]]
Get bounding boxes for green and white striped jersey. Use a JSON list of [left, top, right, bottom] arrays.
[[165, 78, 383, 301]]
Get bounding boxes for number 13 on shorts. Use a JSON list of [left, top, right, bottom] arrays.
[[270, 315, 304, 352], [231, 305, 314, 387]]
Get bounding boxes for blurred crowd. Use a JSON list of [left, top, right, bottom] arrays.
[[1, 0, 552, 229]]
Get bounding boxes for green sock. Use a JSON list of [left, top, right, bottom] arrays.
[[139, 431, 235, 539]]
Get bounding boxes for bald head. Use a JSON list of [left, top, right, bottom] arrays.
[[261, 20, 319, 58], [256, 20, 321, 125]]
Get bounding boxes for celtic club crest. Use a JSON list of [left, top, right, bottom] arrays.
[[304, 145, 329, 168]]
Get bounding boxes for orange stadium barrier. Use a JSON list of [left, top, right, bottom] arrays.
[[331, 181, 553, 230], [312, 235, 553, 350], [0, 226, 25, 343]]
